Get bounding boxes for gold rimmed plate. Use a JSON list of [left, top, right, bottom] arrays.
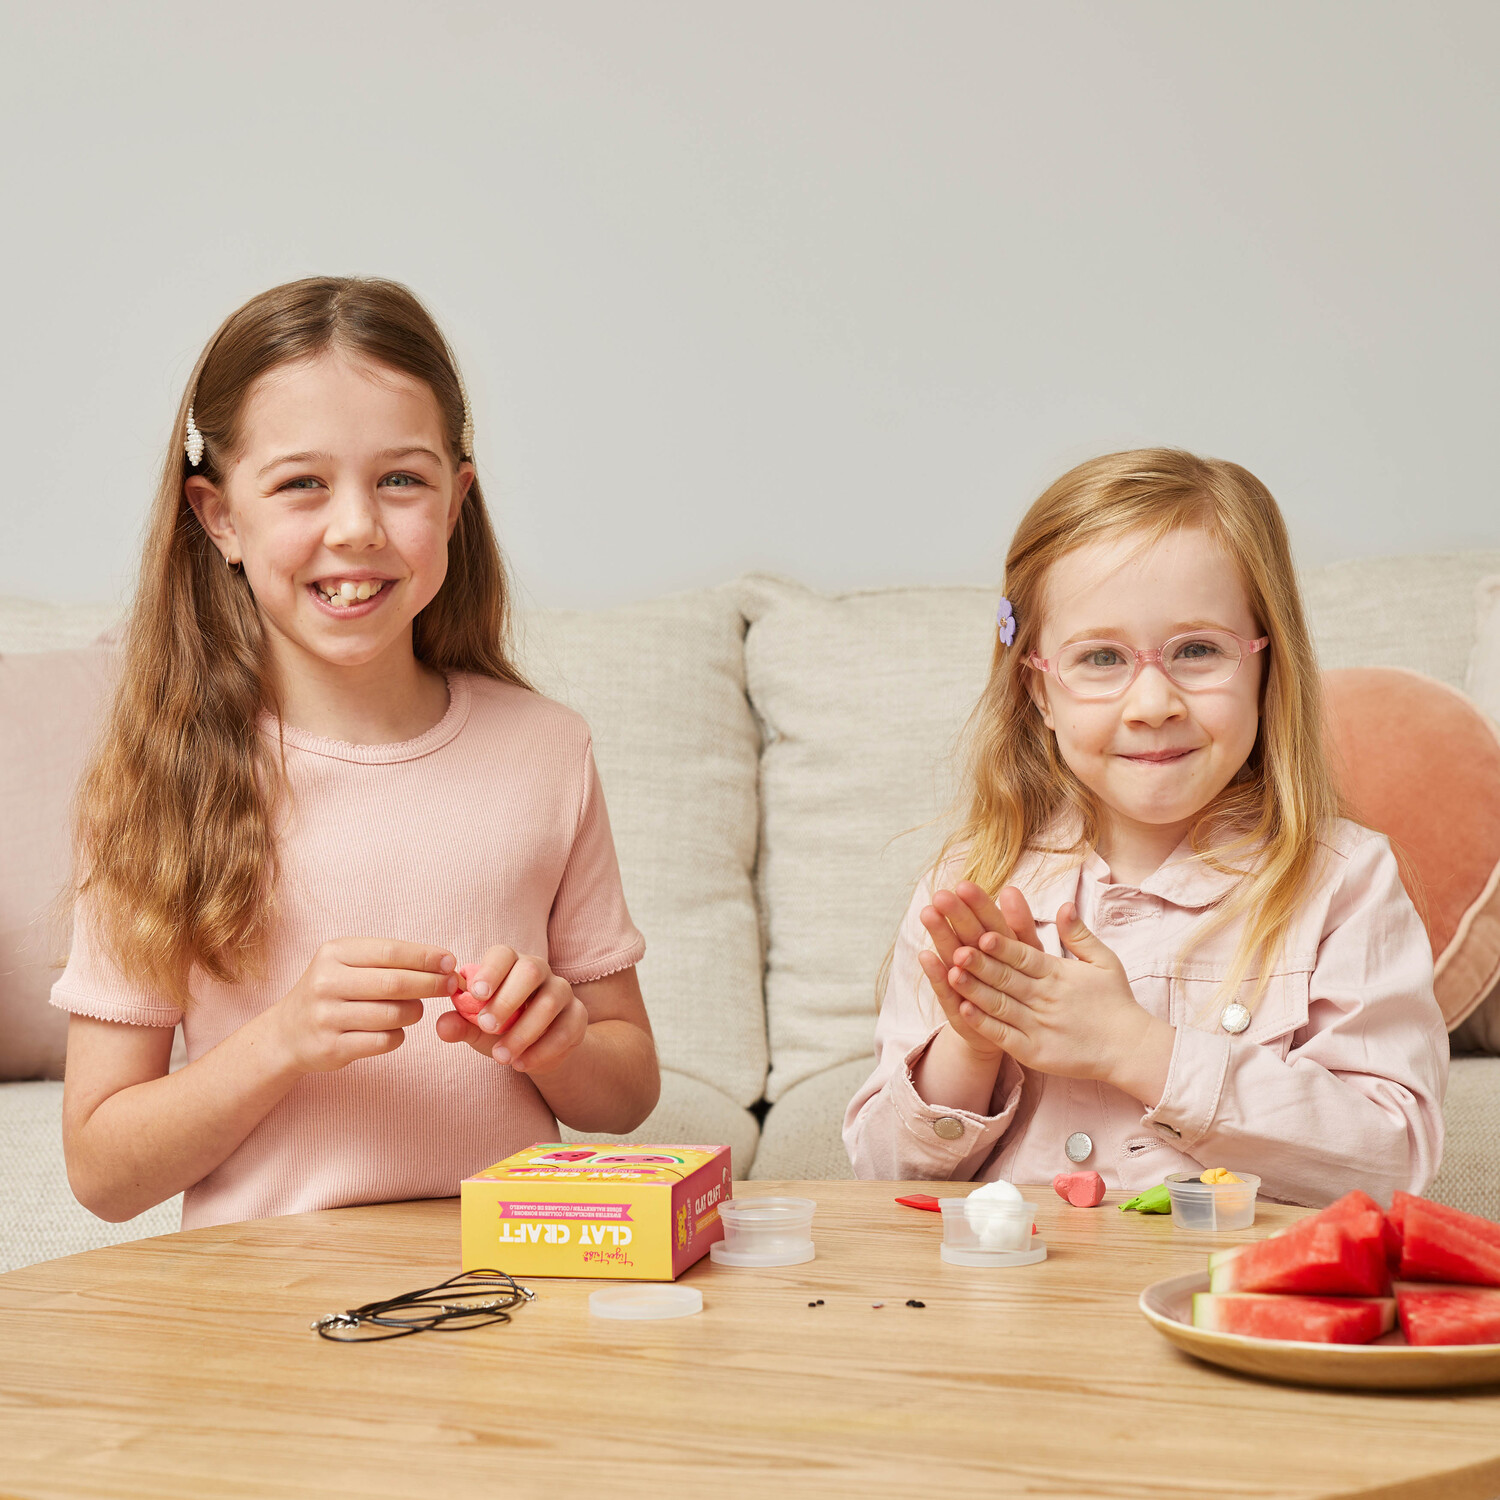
[[1140, 1272, 1500, 1390]]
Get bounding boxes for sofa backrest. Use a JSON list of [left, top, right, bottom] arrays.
[[4, 551, 1498, 1105]]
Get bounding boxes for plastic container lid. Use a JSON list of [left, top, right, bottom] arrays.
[[588, 1285, 704, 1320], [939, 1241, 1049, 1267], [709, 1237, 816, 1268]]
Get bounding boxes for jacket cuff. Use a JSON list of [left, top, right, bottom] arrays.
[[890, 1025, 1023, 1163], [1141, 1024, 1230, 1150]]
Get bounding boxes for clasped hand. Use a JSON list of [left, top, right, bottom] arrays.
[[917, 881, 1170, 1094]]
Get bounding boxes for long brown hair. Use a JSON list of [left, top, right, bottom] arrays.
[[945, 448, 1342, 1003], [74, 276, 530, 1007]]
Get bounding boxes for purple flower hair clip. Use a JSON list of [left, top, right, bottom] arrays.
[[996, 597, 1016, 646]]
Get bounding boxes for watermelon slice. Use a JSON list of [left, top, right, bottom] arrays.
[[1398, 1199, 1500, 1288], [1396, 1287, 1500, 1347], [1209, 1206, 1390, 1296], [1324, 1189, 1403, 1269], [1193, 1293, 1395, 1345], [1391, 1192, 1500, 1251]]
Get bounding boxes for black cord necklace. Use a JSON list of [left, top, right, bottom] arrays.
[[311, 1268, 535, 1343]]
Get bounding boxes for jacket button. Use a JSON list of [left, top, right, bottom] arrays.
[[933, 1116, 964, 1140], [1065, 1131, 1093, 1163], [1221, 1002, 1251, 1035]]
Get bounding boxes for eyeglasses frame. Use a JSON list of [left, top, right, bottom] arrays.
[[1026, 629, 1270, 700]]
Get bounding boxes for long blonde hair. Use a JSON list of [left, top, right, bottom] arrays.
[[946, 448, 1341, 1000], [74, 276, 530, 1007]]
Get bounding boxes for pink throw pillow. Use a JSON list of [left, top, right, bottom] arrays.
[[1323, 667, 1500, 1033], [0, 645, 117, 1079]]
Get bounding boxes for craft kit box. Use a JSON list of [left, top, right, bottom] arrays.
[[461, 1143, 733, 1280]]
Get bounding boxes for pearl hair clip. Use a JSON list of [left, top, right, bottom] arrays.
[[184, 408, 205, 468], [456, 370, 475, 460]]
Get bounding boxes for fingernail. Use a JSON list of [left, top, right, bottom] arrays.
[[439, 955, 456, 973], [471, 980, 491, 1000], [446, 977, 458, 993], [477, 1012, 499, 1033], [493, 1047, 511, 1065]]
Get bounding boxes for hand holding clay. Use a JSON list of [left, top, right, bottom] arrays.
[[434, 946, 588, 1075]]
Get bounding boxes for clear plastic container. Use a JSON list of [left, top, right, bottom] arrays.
[[938, 1197, 1047, 1267], [709, 1196, 816, 1267], [1164, 1172, 1261, 1232]]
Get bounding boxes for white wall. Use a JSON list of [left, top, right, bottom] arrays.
[[4, 1, 1497, 611]]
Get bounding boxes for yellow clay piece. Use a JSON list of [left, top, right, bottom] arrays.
[[1200, 1167, 1243, 1185]]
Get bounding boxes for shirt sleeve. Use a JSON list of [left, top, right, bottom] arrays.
[[1140, 832, 1448, 1207], [545, 740, 646, 985], [843, 872, 1025, 1180], [49, 894, 185, 1028]]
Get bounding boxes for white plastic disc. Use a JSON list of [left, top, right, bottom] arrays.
[[940, 1240, 1048, 1268], [589, 1284, 703, 1320], [709, 1238, 816, 1268]]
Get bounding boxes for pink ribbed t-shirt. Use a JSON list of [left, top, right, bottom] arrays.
[[51, 673, 645, 1229]]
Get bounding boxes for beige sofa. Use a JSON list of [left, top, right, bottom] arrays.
[[3, 553, 1498, 1274]]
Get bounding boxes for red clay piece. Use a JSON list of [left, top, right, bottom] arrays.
[[1053, 1171, 1107, 1207], [451, 964, 519, 1030]]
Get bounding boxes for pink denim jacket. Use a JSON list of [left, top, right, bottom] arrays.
[[843, 819, 1447, 1207]]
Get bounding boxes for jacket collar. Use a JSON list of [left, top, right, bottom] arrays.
[[1013, 814, 1248, 923]]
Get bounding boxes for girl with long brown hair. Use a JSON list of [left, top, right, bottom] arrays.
[[845, 450, 1446, 1206], [56, 277, 658, 1228]]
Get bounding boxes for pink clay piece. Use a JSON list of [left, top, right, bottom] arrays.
[[1053, 1170, 1107, 1208], [451, 964, 517, 1029]]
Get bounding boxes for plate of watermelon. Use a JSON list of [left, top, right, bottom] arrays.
[[1139, 1191, 1500, 1389]]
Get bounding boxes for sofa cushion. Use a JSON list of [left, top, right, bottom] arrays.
[[0, 1081, 180, 1273], [518, 586, 766, 1111], [1324, 668, 1500, 1029], [749, 1059, 867, 1181], [0, 646, 117, 1080], [1429, 1057, 1500, 1221], [1453, 575, 1500, 1053], [740, 575, 995, 1102], [1301, 551, 1500, 689], [1465, 572, 1500, 722]]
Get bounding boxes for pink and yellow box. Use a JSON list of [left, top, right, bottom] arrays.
[[461, 1143, 732, 1280]]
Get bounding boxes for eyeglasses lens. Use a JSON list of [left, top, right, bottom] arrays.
[[1056, 632, 1243, 697]]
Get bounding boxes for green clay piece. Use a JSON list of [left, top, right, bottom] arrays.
[[1119, 1183, 1172, 1214]]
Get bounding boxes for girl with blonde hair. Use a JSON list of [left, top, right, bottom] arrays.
[[845, 449, 1446, 1205], [57, 276, 658, 1228]]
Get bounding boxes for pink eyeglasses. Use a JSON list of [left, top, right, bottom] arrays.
[[1027, 629, 1269, 700]]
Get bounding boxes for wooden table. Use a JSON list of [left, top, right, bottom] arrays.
[[1, 1182, 1498, 1499]]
